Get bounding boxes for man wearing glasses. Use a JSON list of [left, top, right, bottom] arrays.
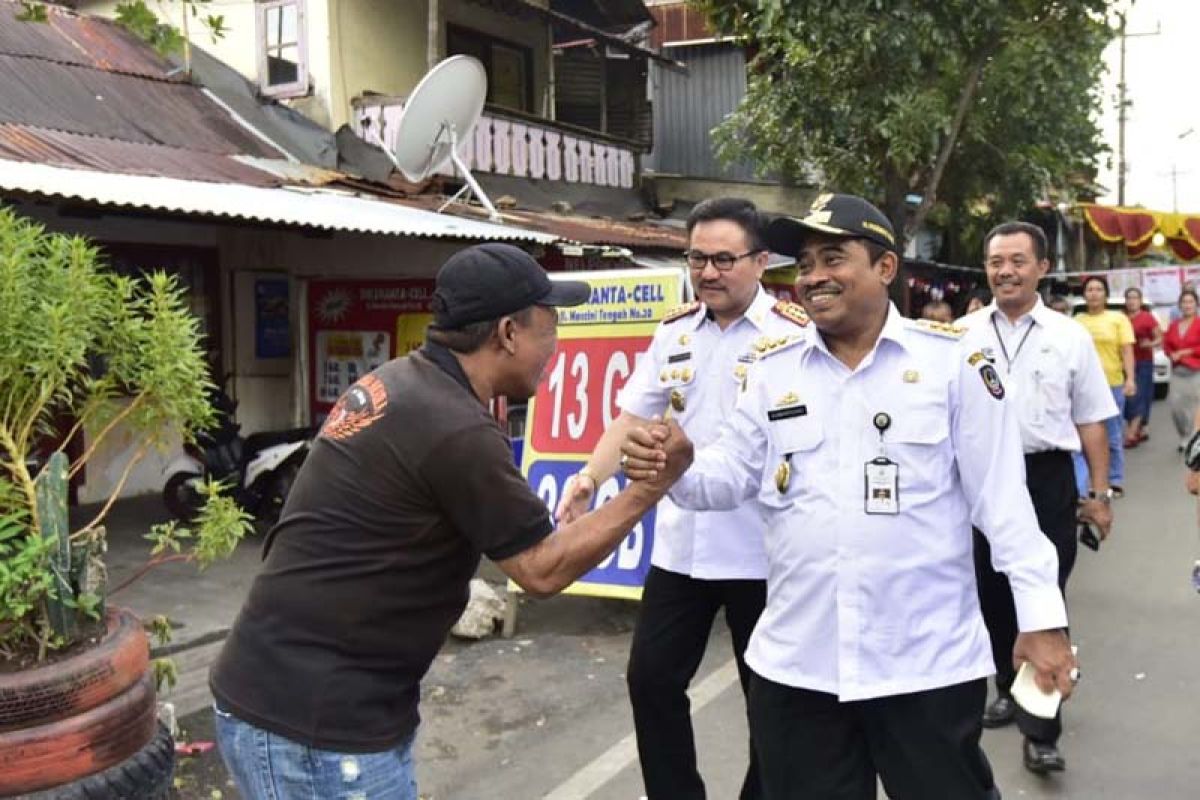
[[555, 198, 809, 799]]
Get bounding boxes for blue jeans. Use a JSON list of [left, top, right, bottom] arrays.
[[1123, 361, 1154, 423], [214, 704, 418, 800], [1075, 386, 1126, 492]]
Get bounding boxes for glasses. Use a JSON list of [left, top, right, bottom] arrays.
[[684, 249, 761, 272]]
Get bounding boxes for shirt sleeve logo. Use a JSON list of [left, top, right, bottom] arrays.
[[321, 373, 389, 441]]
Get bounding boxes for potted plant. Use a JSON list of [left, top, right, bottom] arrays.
[[0, 208, 250, 797]]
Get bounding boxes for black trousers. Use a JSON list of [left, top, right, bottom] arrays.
[[749, 673, 1000, 800], [974, 449, 1078, 744], [627, 565, 766, 800]]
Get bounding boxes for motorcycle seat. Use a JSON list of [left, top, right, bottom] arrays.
[[242, 427, 312, 459]]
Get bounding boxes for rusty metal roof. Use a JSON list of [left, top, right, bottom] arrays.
[[0, 1, 174, 78], [401, 195, 687, 250], [0, 124, 285, 186], [504, 210, 687, 250], [0, 1, 562, 244]]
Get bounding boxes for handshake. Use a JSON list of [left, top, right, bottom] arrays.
[[554, 418, 695, 526], [620, 418, 695, 486]]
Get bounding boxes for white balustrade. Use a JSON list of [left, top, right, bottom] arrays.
[[351, 104, 636, 188]]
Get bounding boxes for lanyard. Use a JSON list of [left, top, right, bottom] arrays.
[[990, 315, 1036, 374]]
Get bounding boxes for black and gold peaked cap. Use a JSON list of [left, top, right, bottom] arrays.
[[766, 193, 898, 256]]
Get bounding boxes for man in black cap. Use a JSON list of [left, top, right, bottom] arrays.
[[620, 195, 1079, 799], [210, 243, 693, 800]]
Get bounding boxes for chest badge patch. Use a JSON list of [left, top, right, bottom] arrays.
[[979, 363, 1005, 400], [670, 389, 686, 412]]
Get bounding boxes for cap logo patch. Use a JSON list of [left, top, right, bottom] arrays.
[[802, 210, 833, 225], [862, 220, 895, 244], [811, 193, 834, 212]]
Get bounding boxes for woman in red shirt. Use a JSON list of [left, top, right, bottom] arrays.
[[1124, 287, 1162, 446], [1163, 289, 1200, 447]]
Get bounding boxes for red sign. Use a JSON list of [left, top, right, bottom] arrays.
[[529, 335, 647, 454], [308, 279, 435, 417]]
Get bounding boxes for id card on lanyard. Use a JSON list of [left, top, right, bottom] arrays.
[[864, 412, 899, 515], [865, 457, 899, 515]]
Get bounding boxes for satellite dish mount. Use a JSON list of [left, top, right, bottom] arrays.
[[370, 56, 501, 222]]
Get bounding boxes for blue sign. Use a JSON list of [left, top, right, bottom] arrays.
[[255, 278, 291, 359], [526, 458, 655, 595]]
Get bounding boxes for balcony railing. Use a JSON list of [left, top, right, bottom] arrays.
[[352, 99, 637, 189]]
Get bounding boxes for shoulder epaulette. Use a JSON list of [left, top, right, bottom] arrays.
[[909, 318, 966, 339], [662, 301, 702, 324], [754, 334, 805, 360], [771, 299, 810, 327]]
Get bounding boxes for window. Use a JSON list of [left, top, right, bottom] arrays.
[[257, 0, 308, 98], [447, 25, 533, 113]]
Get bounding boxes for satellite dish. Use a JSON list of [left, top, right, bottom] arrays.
[[369, 55, 501, 222]]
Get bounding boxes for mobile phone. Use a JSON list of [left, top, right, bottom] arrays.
[[1078, 522, 1100, 551]]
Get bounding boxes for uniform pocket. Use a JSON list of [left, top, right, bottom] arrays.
[[771, 415, 824, 455]]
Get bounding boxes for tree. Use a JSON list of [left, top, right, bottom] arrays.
[[0, 208, 248, 662], [693, 0, 1115, 255]]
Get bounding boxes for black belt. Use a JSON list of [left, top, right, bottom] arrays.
[[1024, 449, 1070, 462]]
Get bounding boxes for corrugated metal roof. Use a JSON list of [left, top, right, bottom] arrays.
[[401, 194, 686, 250], [504, 210, 687, 250], [0, 124, 284, 186], [0, 54, 277, 156], [0, 1, 173, 79], [0, 158, 559, 243], [649, 43, 759, 182]]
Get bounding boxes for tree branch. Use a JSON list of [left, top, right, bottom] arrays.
[[106, 553, 193, 597], [68, 394, 145, 479], [905, 54, 989, 242], [71, 443, 148, 541], [0, 425, 39, 529]]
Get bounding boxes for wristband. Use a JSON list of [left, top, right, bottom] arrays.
[[576, 466, 600, 489]]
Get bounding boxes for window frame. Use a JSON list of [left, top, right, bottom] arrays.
[[445, 24, 535, 113], [256, 0, 309, 99]]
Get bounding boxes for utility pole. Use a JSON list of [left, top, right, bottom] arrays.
[[1115, 9, 1160, 206]]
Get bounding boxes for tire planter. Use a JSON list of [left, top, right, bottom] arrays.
[[0, 608, 169, 798]]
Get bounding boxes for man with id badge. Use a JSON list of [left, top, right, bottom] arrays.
[[620, 194, 1078, 800], [958, 221, 1116, 775], [555, 198, 809, 800]]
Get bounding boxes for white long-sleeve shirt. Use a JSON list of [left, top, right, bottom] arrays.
[[618, 288, 807, 580], [958, 299, 1117, 454], [670, 305, 1067, 701]]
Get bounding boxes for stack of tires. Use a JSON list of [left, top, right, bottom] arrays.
[[0, 609, 174, 798]]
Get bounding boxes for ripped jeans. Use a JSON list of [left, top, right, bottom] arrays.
[[214, 704, 418, 800]]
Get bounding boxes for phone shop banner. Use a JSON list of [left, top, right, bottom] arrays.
[[307, 279, 435, 419], [518, 268, 685, 600]]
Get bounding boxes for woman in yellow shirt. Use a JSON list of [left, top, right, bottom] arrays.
[[1075, 276, 1136, 496]]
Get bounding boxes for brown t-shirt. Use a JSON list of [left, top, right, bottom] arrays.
[[210, 344, 552, 752]]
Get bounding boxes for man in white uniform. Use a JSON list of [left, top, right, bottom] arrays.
[[620, 194, 1079, 799], [958, 221, 1116, 774], [555, 198, 807, 799]]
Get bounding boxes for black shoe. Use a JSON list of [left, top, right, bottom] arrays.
[[1023, 738, 1066, 774], [982, 695, 1016, 728]]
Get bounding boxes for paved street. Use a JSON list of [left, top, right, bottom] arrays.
[[101, 402, 1199, 799]]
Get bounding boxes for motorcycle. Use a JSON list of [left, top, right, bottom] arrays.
[[162, 384, 311, 526]]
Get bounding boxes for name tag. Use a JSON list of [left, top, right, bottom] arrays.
[[667, 352, 692, 364], [768, 405, 808, 421]]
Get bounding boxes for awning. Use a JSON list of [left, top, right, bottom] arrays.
[[0, 159, 559, 243], [1082, 204, 1200, 262]]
